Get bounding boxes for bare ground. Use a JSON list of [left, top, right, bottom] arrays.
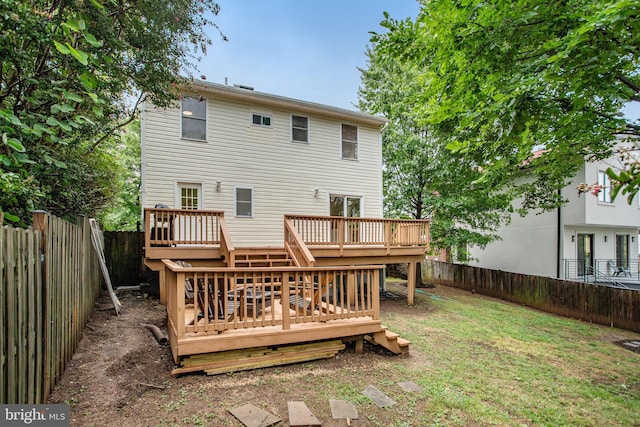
[[48, 284, 437, 427]]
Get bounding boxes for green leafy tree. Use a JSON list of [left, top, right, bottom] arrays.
[[370, 0, 639, 214], [0, 0, 222, 225], [98, 120, 141, 231], [359, 18, 513, 259]]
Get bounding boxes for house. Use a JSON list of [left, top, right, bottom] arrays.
[[140, 81, 430, 370], [141, 81, 387, 246], [468, 142, 640, 282]]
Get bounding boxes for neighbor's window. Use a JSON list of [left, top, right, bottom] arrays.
[[181, 97, 207, 141], [178, 183, 201, 210], [235, 187, 253, 217], [598, 170, 612, 203], [341, 124, 358, 160], [252, 113, 271, 127], [292, 115, 309, 143]]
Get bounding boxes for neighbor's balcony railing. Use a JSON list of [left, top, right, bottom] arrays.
[[565, 259, 639, 282], [285, 215, 430, 253], [163, 261, 380, 340]]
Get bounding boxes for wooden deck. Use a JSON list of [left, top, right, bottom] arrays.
[[144, 208, 429, 368]]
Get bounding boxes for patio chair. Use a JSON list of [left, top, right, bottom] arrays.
[[608, 260, 631, 277]]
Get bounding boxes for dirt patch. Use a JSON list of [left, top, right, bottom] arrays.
[[48, 288, 429, 426]]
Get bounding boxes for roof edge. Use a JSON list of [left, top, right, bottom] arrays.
[[181, 80, 388, 126]]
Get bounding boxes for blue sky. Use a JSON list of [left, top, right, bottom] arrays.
[[199, 1, 638, 122], [199, 0, 420, 111]]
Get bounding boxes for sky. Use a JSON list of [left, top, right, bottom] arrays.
[[198, 0, 639, 122], [198, 0, 421, 111]]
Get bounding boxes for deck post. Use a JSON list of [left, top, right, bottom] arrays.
[[372, 269, 380, 320], [407, 262, 416, 305], [176, 271, 186, 338]]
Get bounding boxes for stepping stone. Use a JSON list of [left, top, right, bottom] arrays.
[[329, 399, 358, 421], [361, 385, 396, 407], [398, 381, 422, 393], [229, 403, 281, 427], [288, 401, 321, 426]]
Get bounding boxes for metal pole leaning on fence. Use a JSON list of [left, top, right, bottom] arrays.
[[31, 210, 49, 402]]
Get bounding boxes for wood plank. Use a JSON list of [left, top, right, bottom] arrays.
[[229, 403, 281, 427], [173, 340, 345, 375], [361, 385, 396, 407], [287, 401, 321, 427], [329, 399, 358, 420]]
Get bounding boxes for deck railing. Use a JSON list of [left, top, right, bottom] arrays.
[[284, 218, 316, 267], [163, 261, 380, 339], [285, 215, 430, 251], [144, 207, 226, 247], [565, 259, 639, 283]]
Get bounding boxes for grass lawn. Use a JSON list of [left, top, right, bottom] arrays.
[[371, 281, 640, 426]]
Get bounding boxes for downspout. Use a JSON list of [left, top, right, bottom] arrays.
[[557, 189, 562, 279]]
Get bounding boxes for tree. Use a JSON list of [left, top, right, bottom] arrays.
[[359, 18, 514, 259], [0, 0, 223, 225], [97, 120, 141, 231], [370, 0, 639, 214]]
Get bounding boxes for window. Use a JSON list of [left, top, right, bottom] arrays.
[[235, 187, 253, 217], [252, 113, 271, 127], [597, 171, 612, 203], [292, 115, 309, 143], [341, 124, 358, 160], [181, 97, 206, 141], [177, 183, 201, 210]]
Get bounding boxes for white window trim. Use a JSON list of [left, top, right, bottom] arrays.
[[235, 186, 254, 218], [180, 96, 208, 142], [251, 112, 272, 127], [340, 123, 359, 160], [175, 181, 204, 210], [291, 114, 310, 144], [327, 192, 364, 217], [597, 170, 613, 205]]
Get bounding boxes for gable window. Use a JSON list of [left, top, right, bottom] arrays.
[[235, 187, 253, 217], [292, 115, 309, 143], [181, 97, 207, 141], [177, 183, 202, 210], [597, 171, 612, 203], [341, 124, 358, 160], [252, 113, 271, 127]]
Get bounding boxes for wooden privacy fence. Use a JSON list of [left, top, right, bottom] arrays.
[[0, 212, 102, 404], [103, 231, 144, 286], [423, 260, 640, 333]]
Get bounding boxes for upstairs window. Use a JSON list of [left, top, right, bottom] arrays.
[[292, 115, 309, 143], [597, 171, 612, 203], [252, 113, 271, 127], [235, 187, 253, 217], [341, 124, 358, 160], [181, 97, 207, 141]]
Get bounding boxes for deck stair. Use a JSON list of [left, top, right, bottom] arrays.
[[366, 327, 411, 355], [232, 248, 294, 268]]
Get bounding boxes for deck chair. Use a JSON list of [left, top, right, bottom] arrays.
[[196, 277, 237, 321], [289, 274, 333, 315], [608, 260, 631, 277], [174, 260, 194, 304]]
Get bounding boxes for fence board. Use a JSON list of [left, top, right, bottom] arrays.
[[424, 260, 640, 333], [0, 213, 102, 403]]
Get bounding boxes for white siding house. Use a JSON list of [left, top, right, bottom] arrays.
[[141, 81, 387, 247], [469, 147, 640, 280]]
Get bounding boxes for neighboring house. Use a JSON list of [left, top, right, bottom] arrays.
[[469, 144, 640, 280], [141, 80, 387, 247]]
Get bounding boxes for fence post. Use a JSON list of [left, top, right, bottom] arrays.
[[31, 210, 49, 402]]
